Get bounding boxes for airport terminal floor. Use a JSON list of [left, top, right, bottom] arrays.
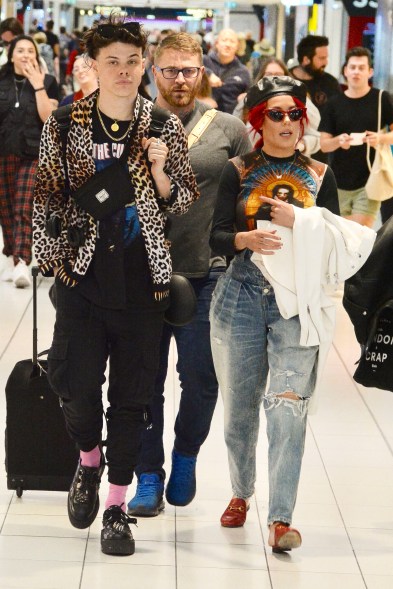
[[1, 237, 393, 588]]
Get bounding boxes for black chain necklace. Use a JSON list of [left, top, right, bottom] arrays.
[[260, 150, 298, 180]]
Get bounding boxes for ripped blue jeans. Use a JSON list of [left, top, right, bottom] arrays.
[[210, 253, 318, 526]]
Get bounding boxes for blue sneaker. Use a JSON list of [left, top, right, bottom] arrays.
[[127, 473, 165, 517], [165, 450, 197, 506]]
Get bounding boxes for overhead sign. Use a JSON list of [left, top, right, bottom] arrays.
[[341, 0, 377, 17]]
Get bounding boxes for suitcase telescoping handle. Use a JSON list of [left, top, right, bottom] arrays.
[[32, 266, 40, 367]]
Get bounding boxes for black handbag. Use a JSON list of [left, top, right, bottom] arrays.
[[353, 300, 393, 392], [73, 158, 134, 220]]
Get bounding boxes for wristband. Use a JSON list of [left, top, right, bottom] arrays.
[[34, 86, 45, 92]]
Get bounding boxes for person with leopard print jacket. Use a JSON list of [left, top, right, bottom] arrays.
[[33, 87, 196, 292], [32, 16, 198, 557]]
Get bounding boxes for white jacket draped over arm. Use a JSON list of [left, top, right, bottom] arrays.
[[252, 207, 376, 412]]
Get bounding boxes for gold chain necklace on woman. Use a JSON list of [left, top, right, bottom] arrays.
[[96, 100, 133, 141], [260, 150, 298, 180]]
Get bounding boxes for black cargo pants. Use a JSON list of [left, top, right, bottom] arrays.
[[47, 279, 165, 486]]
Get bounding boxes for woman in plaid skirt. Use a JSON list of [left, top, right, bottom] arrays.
[[0, 34, 58, 287]]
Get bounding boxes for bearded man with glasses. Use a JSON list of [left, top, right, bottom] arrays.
[[33, 15, 198, 556], [127, 32, 251, 518]]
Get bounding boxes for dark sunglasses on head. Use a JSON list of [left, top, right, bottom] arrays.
[[264, 107, 305, 122], [96, 22, 141, 39]]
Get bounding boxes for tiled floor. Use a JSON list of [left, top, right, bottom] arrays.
[[1, 262, 393, 588]]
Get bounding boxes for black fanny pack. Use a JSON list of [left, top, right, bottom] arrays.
[[73, 158, 133, 221], [72, 101, 142, 221]]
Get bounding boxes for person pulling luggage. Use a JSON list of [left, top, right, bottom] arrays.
[[32, 15, 198, 556]]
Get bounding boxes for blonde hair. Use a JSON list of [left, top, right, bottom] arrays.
[[154, 32, 203, 64]]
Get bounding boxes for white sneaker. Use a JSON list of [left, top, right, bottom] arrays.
[[13, 260, 31, 288], [0, 256, 14, 282]]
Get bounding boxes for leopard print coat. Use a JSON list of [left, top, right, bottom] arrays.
[[33, 91, 199, 297]]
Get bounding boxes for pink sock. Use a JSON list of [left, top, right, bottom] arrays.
[[105, 484, 128, 512], [80, 445, 101, 468]]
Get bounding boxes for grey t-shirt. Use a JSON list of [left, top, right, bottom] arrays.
[[167, 100, 252, 277]]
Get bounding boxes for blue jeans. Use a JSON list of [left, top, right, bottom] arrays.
[[210, 254, 318, 525], [135, 267, 224, 480]]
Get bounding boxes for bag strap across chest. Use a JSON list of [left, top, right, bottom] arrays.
[[366, 89, 383, 173], [187, 108, 217, 149]]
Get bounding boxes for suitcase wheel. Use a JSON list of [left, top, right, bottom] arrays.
[[16, 487, 23, 498]]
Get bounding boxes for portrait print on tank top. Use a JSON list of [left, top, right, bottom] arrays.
[[234, 151, 322, 230]]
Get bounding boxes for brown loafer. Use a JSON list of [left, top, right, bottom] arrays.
[[220, 498, 249, 528], [268, 522, 302, 553]]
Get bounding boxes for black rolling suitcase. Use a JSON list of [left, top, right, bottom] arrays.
[[5, 267, 79, 497]]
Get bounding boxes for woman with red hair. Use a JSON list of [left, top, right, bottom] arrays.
[[209, 76, 373, 552]]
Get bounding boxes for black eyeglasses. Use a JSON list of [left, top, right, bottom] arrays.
[[1, 40, 10, 47], [96, 22, 141, 39], [155, 66, 201, 79], [264, 108, 306, 122]]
